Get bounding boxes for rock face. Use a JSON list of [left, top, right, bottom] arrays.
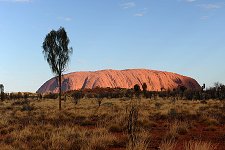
[[37, 69, 201, 94]]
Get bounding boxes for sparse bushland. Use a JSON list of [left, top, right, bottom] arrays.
[[0, 97, 224, 149], [3, 82, 225, 101]]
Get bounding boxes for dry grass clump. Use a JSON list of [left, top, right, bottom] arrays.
[[184, 140, 218, 150], [164, 120, 190, 140], [159, 139, 177, 150], [88, 128, 116, 150]]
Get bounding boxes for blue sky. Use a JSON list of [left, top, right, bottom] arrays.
[[0, 0, 225, 92]]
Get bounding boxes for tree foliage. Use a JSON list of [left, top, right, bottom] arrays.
[[42, 27, 73, 110], [133, 84, 141, 98]]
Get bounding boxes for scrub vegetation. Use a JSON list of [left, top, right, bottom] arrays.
[[0, 95, 224, 150]]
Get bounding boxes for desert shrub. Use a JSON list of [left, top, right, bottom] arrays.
[[43, 93, 58, 99], [23, 93, 28, 100], [144, 91, 152, 99], [125, 89, 134, 99], [142, 83, 147, 92], [142, 83, 148, 98], [17, 92, 23, 99], [184, 90, 194, 100], [158, 91, 167, 99], [86, 93, 96, 98], [134, 84, 141, 98], [193, 91, 203, 100], [12, 99, 29, 106], [71, 91, 84, 104]]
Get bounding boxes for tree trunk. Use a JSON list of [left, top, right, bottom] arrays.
[[59, 74, 62, 110]]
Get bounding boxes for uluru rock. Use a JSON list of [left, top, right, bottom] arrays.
[[37, 69, 201, 94]]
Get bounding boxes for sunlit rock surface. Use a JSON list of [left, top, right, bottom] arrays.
[[37, 69, 201, 93]]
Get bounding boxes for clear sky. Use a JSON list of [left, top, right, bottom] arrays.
[[0, 0, 225, 92]]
